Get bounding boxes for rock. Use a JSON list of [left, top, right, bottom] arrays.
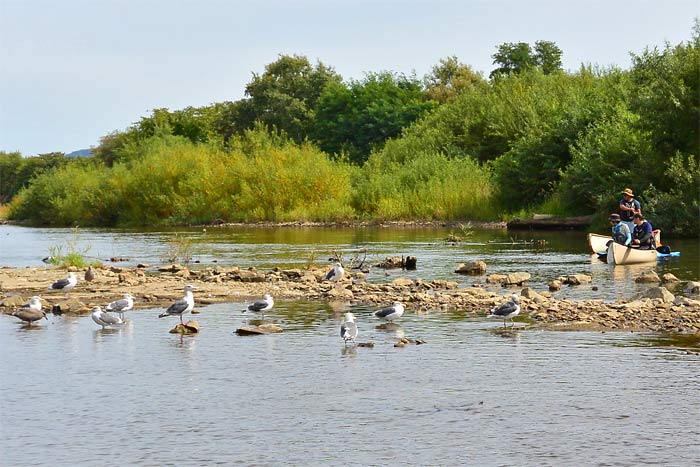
[[455, 261, 487, 275], [281, 269, 303, 279], [641, 287, 675, 303], [233, 270, 266, 283], [394, 341, 406, 348], [1, 295, 27, 308], [505, 272, 531, 286], [635, 270, 660, 284], [375, 256, 404, 269], [357, 342, 375, 348], [52, 299, 89, 315], [392, 277, 414, 287], [661, 273, 680, 284], [169, 320, 200, 334], [235, 323, 283, 335], [328, 288, 353, 300], [137, 263, 150, 268], [548, 280, 562, 291], [404, 256, 417, 270], [520, 287, 541, 300], [686, 281, 700, 294], [158, 264, 183, 273], [565, 274, 592, 285], [486, 274, 507, 285]]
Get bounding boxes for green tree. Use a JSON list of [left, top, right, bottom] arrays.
[[0, 151, 69, 203], [534, 40, 563, 74], [490, 42, 535, 78], [236, 54, 342, 142], [313, 71, 436, 164]]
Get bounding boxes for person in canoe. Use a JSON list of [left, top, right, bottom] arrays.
[[609, 213, 632, 246], [632, 213, 655, 249], [619, 188, 641, 232]]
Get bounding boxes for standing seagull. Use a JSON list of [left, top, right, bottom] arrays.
[[91, 306, 123, 328], [324, 262, 345, 287], [106, 293, 135, 321], [374, 302, 405, 322], [243, 294, 274, 321], [340, 312, 358, 345], [488, 294, 521, 328], [48, 272, 77, 292], [13, 296, 47, 325], [158, 285, 197, 324]]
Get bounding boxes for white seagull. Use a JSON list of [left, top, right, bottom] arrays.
[[13, 296, 47, 325], [91, 306, 123, 328], [340, 312, 358, 344], [106, 293, 135, 321], [488, 294, 521, 328], [374, 302, 405, 322], [48, 272, 77, 292], [324, 262, 345, 286], [243, 294, 274, 321], [158, 285, 197, 324]]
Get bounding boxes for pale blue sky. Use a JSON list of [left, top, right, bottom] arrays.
[[1, 0, 697, 156]]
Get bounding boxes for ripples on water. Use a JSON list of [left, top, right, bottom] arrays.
[[1, 302, 698, 466]]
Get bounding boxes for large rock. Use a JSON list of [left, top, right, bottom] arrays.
[[565, 274, 592, 285], [235, 323, 283, 335], [232, 269, 266, 283], [392, 277, 414, 287], [521, 287, 545, 303], [455, 261, 487, 275], [52, 299, 89, 315], [686, 281, 700, 294], [169, 320, 200, 334], [0, 295, 27, 308], [641, 287, 675, 303], [661, 273, 680, 284], [548, 280, 562, 291], [506, 272, 531, 286], [635, 270, 661, 284]]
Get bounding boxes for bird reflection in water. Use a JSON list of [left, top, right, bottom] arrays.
[[490, 327, 522, 342], [375, 322, 405, 339], [341, 345, 357, 358]]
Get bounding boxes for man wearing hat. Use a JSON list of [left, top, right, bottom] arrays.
[[619, 188, 641, 232]]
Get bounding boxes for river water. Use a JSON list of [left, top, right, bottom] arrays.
[[1, 225, 699, 466]]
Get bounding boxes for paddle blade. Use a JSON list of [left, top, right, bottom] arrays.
[[656, 245, 671, 254]]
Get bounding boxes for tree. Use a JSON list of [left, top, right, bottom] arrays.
[[312, 72, 437, 164], [490, 41, 563, 78], [237, 54, 343, 142], [534, 40, 563, 74], [424, 56, 487, 103]]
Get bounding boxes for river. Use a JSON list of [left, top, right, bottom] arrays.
[[1, 225, 699, 466]]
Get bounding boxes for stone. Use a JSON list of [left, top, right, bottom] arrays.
[[391, 277, 414, 287], [169, 320, 200, 334], [235, 323, 283, 335], [565, 274, 592, 285], [52, 299, 89, 315], [454, 260, 487, 275], [1, 295, 27, 308], [635, 270, 660, 284], [661, 273, 680, 284], [686, 281, 700, 294], [641, 287, 675, 303], [505, 272, 531, 286], [233, 270, 266, 283], [521, 287, 542, 300], [158, 264, 183, 273], [548, 280, 562, 291], [486, 274, 508, 285], [328, 288, 353, 300]]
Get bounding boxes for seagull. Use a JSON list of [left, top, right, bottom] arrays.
[[91, 306, 123, 328], [48, 272, 77, 292], [243, 294, 274, 321], [374, 302, 405, 322], [158, 285, 197, 324], [488, 294, 521, 328], [340, 312, 358, 344], [13, 296, 47, 325], [106, 293, 135, 321], [324, 262, 345, 287]]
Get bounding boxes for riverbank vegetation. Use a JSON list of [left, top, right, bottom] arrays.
[[2, 22, 698, 235]]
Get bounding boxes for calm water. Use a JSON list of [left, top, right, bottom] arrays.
[[0, 224, 698, 302], [1, 302, 699, 466], [1, 225, 699, 466]]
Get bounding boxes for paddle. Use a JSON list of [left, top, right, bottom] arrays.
[[656, 245, 671, 254]]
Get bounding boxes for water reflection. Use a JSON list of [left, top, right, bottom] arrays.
[[340, 345, 358, 358]]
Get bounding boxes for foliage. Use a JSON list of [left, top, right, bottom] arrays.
[[490, 40, 563, 79], [46, 227, 95, 268], [0, 151, 70, 203], [312, 71, 437, 164], [424, 56, 488, 103], [163, 233, 194, 265]]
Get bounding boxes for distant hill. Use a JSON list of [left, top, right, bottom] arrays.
[[66, 148, 93, 158]]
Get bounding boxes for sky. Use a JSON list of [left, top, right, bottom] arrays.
[[0, 0, 697, 156]]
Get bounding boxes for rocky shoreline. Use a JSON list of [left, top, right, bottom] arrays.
[[1, 264, 699, 335]]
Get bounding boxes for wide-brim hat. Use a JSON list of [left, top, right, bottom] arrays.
[[622, 188, 634, 197], [608, 213, 621, 222]]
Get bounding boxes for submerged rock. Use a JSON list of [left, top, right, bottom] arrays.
[[635, 270, 661, 284], [455, 261, 487, 275], [235, 323, 283, 335]]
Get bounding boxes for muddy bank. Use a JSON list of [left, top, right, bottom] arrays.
[[1, 265, 698, 334]]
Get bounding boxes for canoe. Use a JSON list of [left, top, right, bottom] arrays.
[[606, 242, 657, 265], [588, 230, 663, 254], [588, 233, 611, 254]]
